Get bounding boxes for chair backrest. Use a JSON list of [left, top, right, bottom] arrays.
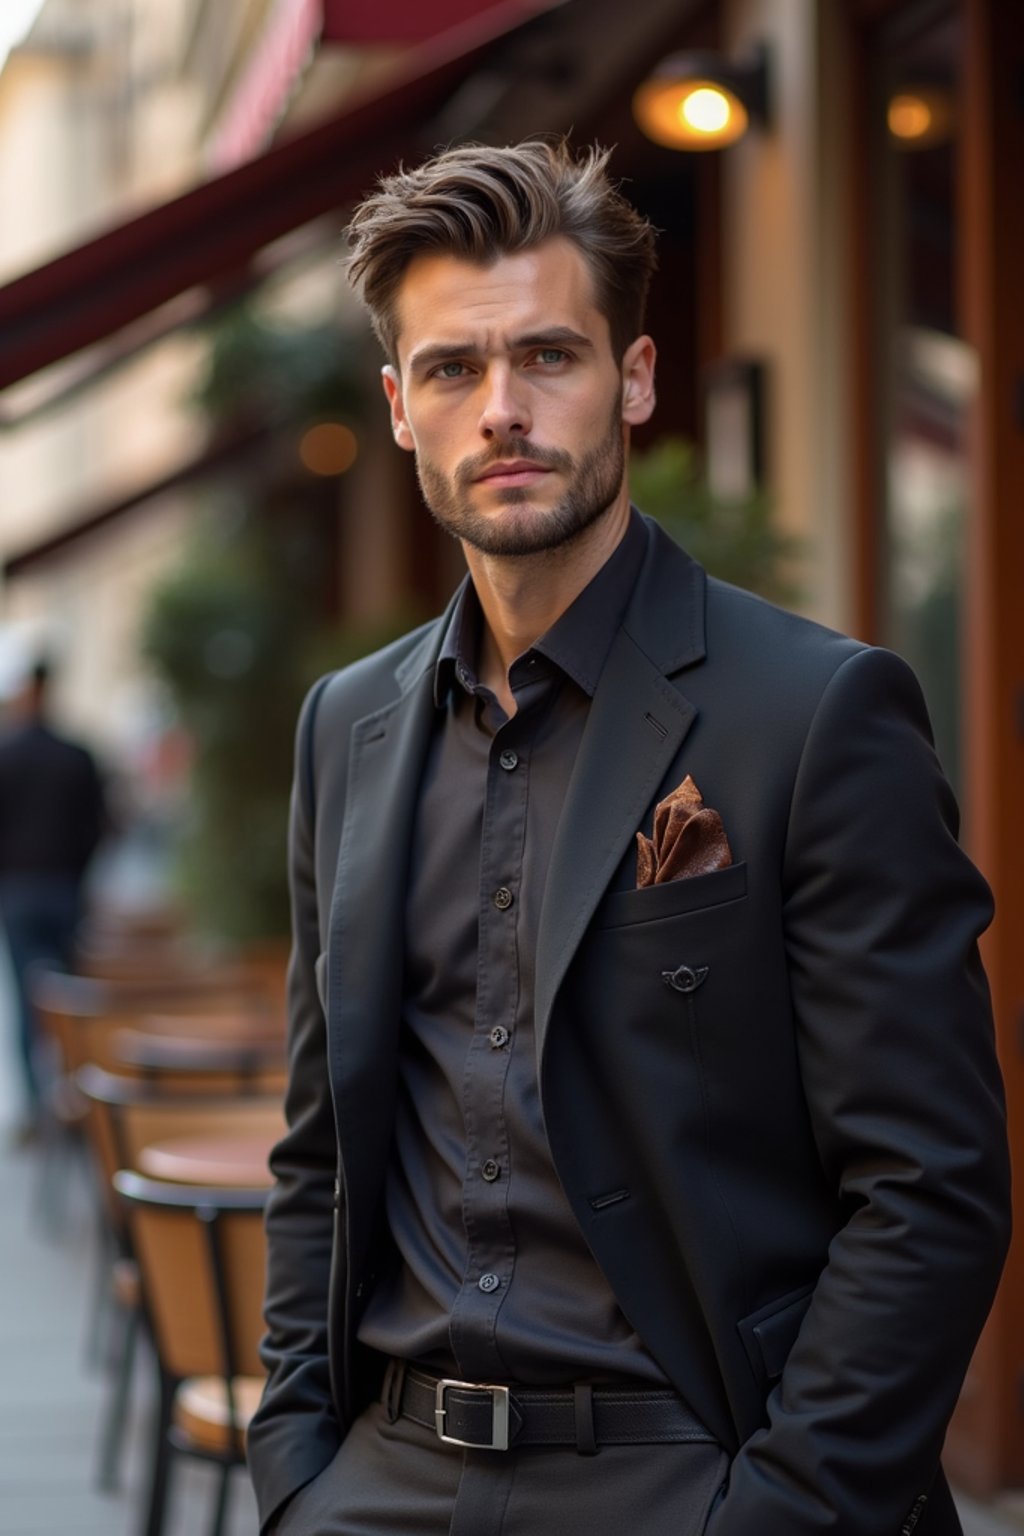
[[74, 1062, 134, 1232], [30, 967, 281, 1080], [76, 1066, 283, 1210], [108, 1085, 283, 1174], [75, 924, 287, 1018], [113, 1171, 268, 1392], [111, 1028, 286, 1096]]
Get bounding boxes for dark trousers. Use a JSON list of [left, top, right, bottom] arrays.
[[274, 1398, 727, 1536], [0, 875, 79, 1108]]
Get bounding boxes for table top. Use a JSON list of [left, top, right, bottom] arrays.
[[141, 1011, 281, 1040], [136, 1130, 278, 1187]]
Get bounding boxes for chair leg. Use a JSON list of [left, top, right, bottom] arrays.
[[142, 1373, 175, 1536], [84, 1211, 114, 1370], [32, 1102, 74, 1238], [208, 1462, 232, 1536], [97, 1302, 140, 1491]]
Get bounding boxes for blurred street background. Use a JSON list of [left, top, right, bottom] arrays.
[[0, 0, 1021, 1531]]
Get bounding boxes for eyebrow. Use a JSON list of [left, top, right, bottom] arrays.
[[407, 327, 594, 378]]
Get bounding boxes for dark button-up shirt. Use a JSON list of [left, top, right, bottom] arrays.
[[358, 511, 667, 1385]]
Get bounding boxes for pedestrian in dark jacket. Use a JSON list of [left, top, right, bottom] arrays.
[[0, 659, 105, 1133]]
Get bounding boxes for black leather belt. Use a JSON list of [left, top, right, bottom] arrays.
[[388, 1363, 715, 1453]]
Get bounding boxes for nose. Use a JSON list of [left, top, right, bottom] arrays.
[[478, 365, 531, 441]]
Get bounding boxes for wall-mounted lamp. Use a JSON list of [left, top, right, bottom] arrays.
[[887, 87, 954, 149], [632, 46, 770, 151]]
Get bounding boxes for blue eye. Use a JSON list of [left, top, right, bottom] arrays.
[[435, 362, 466, 379], [537, 348, 568, 365]]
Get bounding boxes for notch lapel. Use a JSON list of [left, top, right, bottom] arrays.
[[535, 633, 696, 1058], [535, 519, 707, 1060]]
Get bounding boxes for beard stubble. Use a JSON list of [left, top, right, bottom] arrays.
[[414, 395, 626, 558]]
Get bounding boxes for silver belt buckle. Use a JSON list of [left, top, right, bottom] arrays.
[[434, 1377, 511, 1450]]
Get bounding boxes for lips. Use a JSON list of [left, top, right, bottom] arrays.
[[475, 460, 551, 486]]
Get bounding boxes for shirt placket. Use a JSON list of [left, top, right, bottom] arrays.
[[449, 667, 546, 1380]]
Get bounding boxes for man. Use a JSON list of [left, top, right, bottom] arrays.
[[248, 140, 1010, 1535], [0, 658, 106, 1134]]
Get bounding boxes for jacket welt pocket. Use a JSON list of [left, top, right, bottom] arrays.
[[596, 861, 748, 929], [737, 1284, 814, 1384]]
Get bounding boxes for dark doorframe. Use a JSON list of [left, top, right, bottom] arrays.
[[951, 0, 1024, 1490], [847, 0, 1024, 1493]]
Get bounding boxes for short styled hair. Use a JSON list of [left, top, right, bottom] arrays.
[[346, 138, 657, 365]]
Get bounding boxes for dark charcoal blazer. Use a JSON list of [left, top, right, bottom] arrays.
[[248, 516, 1010, 1536]]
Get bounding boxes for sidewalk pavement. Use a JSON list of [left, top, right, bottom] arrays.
[[0, 955, 1021, 1536]]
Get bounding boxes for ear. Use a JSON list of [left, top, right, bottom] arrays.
[[621, 336, 657, 426], [382, 365, 415, 452]]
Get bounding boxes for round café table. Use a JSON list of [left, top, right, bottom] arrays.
[[136, 1130, 277, 1188], [141, 1011, 282, 1041]]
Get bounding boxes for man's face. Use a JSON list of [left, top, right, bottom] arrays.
[[382, 237, 655, 558]]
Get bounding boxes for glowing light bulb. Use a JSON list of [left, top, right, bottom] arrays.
[[889, 94, 933, 141], [299, 422, 358, 476], [680, 87, 732, 136]]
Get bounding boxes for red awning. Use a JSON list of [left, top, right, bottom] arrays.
[[321, 0, 545, 44], [0, 0, 551, 394], [0, 0, 696, 578]]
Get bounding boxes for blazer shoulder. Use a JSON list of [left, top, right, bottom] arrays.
[[293, 615, 444, 807], [704, 580, 938, 733], [312, 616, 442, 733], [704, 575, 867, 696]]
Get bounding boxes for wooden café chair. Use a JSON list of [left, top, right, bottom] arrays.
[[29, 965, 280, 1224], [32, 969, 279, 1105], [75, 916, 289, 1023], [75, 1067, 282, 1492], [113, 1170, 269, 1536]]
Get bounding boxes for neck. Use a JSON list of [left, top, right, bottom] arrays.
[[9, 690, 44, 725], [464, 495, 631, 711]]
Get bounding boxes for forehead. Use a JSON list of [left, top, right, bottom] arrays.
[[392, 237, 610, 365]]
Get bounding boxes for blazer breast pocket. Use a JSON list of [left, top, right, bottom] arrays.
[[595, 861, 748, 930]]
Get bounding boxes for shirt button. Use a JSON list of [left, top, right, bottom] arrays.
[[456, 661, 471, 686], [489, 1025, 510, 1049], [498, 749, 518, 771], [481, 1159, 501, 1182], [494, 886, 514, 910], [478, 1273, 501, 1294]]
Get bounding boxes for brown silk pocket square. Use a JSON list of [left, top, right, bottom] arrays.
[[636, 775, 733, 887]]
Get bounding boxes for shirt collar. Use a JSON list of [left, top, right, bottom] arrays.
[[433, 508, 646, 706], [434, 576, 479, 706], [532, 508, 645, 695]]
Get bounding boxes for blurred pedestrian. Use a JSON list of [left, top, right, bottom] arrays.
[[0, 658, 106, 1139]]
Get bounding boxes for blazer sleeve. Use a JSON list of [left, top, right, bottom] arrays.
[[247, 678, 342, 1531], [708, 646, 1011, 1536]]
